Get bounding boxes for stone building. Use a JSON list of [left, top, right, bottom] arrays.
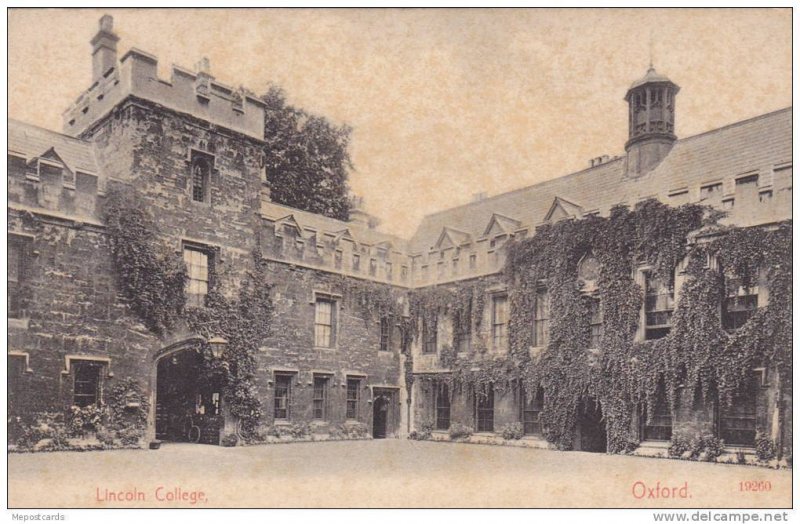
[[7, 16, 792, 458]]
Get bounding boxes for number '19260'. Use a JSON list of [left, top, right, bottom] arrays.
[[740, 481, 772, 492]]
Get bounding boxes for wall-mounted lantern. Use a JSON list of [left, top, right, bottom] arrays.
[[207, 336, 228, 360]]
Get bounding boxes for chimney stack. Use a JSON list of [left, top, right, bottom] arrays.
[[91, 15, 120, 83]]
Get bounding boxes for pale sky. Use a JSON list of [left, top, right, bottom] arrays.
[[8, 8, 792, 238]]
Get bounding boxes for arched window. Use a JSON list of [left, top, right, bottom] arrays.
[[191, 153, 212, 203], [578, 254, 600, 293]]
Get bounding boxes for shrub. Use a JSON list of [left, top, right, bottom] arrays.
[[669, 431, 722, 461], [699, 435, 724, 461], [67, 405, 103, 437], [409, 423, 433, 440], [755, 431, 777, 462], [449, 423, 473, 441], [289, 422, 311, 439], [221, 434, 239, 447], [668, 433, 692, 458], [343, 422, 369, 439], [117, 426, 144, 446], [96, 428, 117, 447], [501, 422, 523, 440], [328, 425, 346, 440], [736, 451, 747, 465]]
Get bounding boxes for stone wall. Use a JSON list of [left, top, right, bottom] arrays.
[[7, 210, 160, 416], [254, 261, 404, 433]]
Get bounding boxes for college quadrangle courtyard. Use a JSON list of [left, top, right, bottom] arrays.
[[8, 440, 791, 508]]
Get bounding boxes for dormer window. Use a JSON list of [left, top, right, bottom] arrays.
[[190, 151, 213, 203]]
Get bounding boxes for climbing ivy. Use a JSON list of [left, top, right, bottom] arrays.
[[409, 198, 791, 455], [185, 253, 274, 440], [104, 186, 275, 441], [103, 186, 187, 334]]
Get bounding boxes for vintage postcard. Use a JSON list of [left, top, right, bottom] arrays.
[[5, 7, 793, 515]]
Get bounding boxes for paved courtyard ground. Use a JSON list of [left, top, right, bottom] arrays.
[[8, 440, 791, 508]]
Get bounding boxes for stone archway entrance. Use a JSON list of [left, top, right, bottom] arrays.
[[576, 398, 607, 452], [153, 339, 223, 445]]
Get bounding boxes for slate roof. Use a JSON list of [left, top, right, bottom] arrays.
[[8, 118, 99, 175], [409, 107, 792, 253], [261, 200, 409, 251]]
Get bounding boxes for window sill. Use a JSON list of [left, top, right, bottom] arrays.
[[521, 435, 546, 441], [723, 445, 756, 454], [639, 440, 670, 448], [314, 346, 337, 351], [273, 420, 291, 426]]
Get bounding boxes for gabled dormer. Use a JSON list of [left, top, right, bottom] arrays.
[[483, 213, 521, 237], [544, 196, 583, 223], [274, 214, 303, 237], [435, 227, 472, 250], [332, 228, 356, 245]]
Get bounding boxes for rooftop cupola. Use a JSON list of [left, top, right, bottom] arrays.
[[90, 15, 120, 84], [624, 66, 679, 177]]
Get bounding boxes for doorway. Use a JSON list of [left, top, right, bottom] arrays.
[[155, 346, 223, 444], [372, 388, 399, 439], [373, 396, 388, 438], [577, 398, 607, 452]]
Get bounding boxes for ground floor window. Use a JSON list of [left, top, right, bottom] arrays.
[[8, 354, 27, 415], [521, 386, 544, 436], [312, 375, 330, 420], [434, 382, 450, 430], [346, 377, 361, 420], [640, 382, 673, 441], [73, 361, 103, 407], [719, 376, 758, 447], [474, 386, 494, 433], [274, 373, 293, 420]]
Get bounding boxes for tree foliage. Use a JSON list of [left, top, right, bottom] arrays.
[[261, 85, 353, 221]]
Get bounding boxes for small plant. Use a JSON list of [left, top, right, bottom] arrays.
[[342, 422, 370, 439], [96, 428, 117, 447], [755, 431, 777, 462], [736, 451, 747, 465], [409, 423, 433, 440], [117, 426, 144, 446], [289, 422, 311, 439], [221, 434, 239, 447], [668, 433, 692, 458], [700, 435, 724, 461], [448, 423, 473, 441], [501, 422, 523, 440], [67, 405, 103, 437]]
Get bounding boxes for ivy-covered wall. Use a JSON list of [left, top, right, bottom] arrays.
[[406, 200, 792, 458]]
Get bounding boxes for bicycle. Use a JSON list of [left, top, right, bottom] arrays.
[[183, 414, 201, 443]]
